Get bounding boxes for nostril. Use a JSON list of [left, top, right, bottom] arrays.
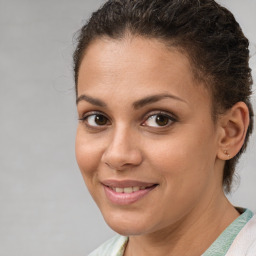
[[101, 135, 143, 170], [103, 161, 130, 171], [105, 162, 115, 170]]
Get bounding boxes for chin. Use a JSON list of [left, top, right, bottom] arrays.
[[101, 209, 153, 236], [107, 222, 147, 236]]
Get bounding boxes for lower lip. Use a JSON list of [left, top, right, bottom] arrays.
[[103, 185, 157, 205]]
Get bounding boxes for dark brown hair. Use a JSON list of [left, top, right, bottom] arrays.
[[73, 0, 254, 192]]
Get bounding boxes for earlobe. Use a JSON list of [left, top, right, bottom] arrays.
[[217, 102, 249, 160]]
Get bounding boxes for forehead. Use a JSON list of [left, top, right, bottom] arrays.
[[77, 36, 210, 107]]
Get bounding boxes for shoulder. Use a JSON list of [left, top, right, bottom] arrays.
[[88, 235, 128, 256], [226, 213, 256, 256]]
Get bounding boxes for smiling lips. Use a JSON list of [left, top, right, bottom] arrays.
[[112, 186, 146, 193], [102, 180, 158, 205]]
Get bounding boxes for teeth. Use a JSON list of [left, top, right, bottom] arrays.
[[124, 187, 133, 193], [113, 186, 147, 193], [115, 188, 124, 193], [133, 186, 140, 192]]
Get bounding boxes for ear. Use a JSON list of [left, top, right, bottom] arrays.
[[217, 102, 250, 160]]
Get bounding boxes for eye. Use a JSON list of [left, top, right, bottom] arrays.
[[142, 113, 175, 127], [80, 113, 110, 127]]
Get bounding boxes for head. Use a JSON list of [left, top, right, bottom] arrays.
[[73, 0, 253, 235], [74, 0, 253, 192]]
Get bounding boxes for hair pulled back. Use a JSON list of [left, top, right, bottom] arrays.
[[73, 0, 254, 192]]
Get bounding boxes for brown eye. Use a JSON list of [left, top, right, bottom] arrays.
[[86, 114, 109, 126], [95, 115, 108, 125], [143, 113, 175, 127], [155, 115, 169, 126]]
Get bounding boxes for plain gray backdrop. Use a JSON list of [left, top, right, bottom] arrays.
[[0, 0, 255, 255]]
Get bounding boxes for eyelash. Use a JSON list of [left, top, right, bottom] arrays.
[[142, 111, 177, 128], [79, 111, 177, 129], [78, 111, 111, 129]]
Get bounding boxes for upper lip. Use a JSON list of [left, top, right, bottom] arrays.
[[101, 179, 158, 188]]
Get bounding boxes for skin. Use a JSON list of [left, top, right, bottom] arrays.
[[75, 36, 248, 256]]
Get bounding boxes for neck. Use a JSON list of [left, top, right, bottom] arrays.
[[124, 191, 239, 256]]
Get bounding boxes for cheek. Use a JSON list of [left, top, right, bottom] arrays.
[[145, 126, 217, 186], [146, 136, 200, 169], [75, 129, 103, 181], [142, 134, 217, 221]]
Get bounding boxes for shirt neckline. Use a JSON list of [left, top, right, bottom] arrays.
[[202, 208, 254, 256], [117, 208, 254, 256]]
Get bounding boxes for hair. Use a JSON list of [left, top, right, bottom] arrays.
[[73, 0, 254, 192]]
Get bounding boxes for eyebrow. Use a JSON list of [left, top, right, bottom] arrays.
[[76, 94, 107, 107], [133, 93, 187, 109], [76, 93, 186, 108]]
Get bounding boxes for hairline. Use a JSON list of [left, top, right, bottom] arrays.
[[75, 32, 219, 124]]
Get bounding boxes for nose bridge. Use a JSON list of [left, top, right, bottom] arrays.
[[102, 124, 142, 170]]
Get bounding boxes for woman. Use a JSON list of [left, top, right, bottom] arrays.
[[73, 0, 255, 255]]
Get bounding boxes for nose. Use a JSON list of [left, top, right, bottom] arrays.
[[101, 127, 143, 171]]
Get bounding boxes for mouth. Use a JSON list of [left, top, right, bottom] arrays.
[[107, 184, 157, 193], [101, 180, 158, 205]]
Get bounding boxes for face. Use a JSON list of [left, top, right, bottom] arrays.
[[76, 37, 223, 236]]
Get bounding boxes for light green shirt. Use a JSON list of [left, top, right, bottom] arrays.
[[202, 208, 253, 256], [89, 208, 254, 256]]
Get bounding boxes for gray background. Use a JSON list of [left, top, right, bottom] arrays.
[[0, 0, 255, 255]]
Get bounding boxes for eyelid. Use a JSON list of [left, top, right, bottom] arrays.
[[143, 110, 177, 121], [78, 110, 177, 129], [78, 111, 111, 128], [141, 110, 177, 127], [79, 110, 109, 120]]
